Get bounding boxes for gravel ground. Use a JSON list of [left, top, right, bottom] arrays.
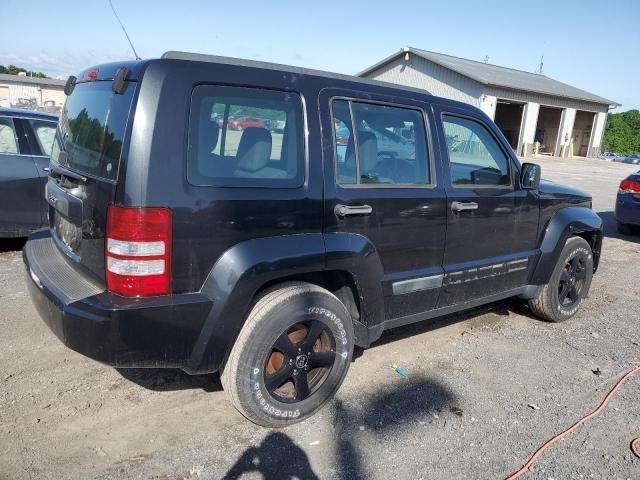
[[1, 156, 639, 480]]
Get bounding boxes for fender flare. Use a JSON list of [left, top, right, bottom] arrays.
[[187, 232, 384, 372], [530, 207, 603, 286]]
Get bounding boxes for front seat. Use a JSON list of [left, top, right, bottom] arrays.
[[357, 131, 393, 184], [198, 112, 226, 177], [233, 127, 287, 179]]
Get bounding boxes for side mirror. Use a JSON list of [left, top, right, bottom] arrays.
[[520, 162, 541, 190]]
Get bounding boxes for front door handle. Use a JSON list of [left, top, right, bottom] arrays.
[[334, 204, 373, 217], [451, 201, 479, 213], [43, 167, 50, 172]]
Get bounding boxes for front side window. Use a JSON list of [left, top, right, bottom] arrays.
[[332, 100, 430, 186], [0, 117, 19, 154], [442, 115, 510, 186], [188, 86, 304, 188]]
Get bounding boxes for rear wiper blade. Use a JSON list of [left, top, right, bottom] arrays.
[[50, 164, 87, 183]]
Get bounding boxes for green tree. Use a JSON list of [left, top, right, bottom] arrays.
[[603, 109, 640, 154], [0, 64, 48, 78]]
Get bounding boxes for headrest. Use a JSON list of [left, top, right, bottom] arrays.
[[236, 127, 272, 172], [207, 121, 220, 153], [357, 131, 378, 173]]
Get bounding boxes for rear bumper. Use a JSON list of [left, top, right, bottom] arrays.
[[615, 193, 640, 226], [23, 230, 213, 370]]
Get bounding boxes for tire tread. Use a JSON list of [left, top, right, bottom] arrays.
[[221, 281, 346, 425]]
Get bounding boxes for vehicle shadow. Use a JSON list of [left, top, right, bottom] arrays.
[[0, 237, 27, 253], [223, 431, 319, 480], [115, 368, 223, 393], [367, 299, 513, 350], [597, 210, 640, 244]]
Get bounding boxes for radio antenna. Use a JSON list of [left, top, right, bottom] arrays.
[[108, 0, 141, 60]]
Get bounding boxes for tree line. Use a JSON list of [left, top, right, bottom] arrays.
[[603, 109, 640, 154], [0, 65, 48, 78]]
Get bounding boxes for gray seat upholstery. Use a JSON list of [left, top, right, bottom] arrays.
[[197, 116, 223, 177], [233, 127, 287, 179], [340, 131, 393, 184]]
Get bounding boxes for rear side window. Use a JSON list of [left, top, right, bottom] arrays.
[[54, 81, 135, 181], [27, 119, 57, 156], [188, 86, 304, 188], [332, 99, 430, 186], [442, 115, 510, 186], [0, 117, 19, 154]]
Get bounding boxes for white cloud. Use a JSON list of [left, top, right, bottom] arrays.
[[0, 50, 132, 78]]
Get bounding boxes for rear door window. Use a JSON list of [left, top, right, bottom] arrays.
[[54, 81, 135, 181], [188, 86, 304, 188], [0, 117, 19, 154]]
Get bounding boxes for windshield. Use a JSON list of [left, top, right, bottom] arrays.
[[52, 81, 135, 181]]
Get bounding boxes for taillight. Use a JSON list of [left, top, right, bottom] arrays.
[[106, 205, 172, 297], [619, 179, 640, 193]]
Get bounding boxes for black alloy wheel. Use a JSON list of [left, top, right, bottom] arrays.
[[264, 321, 336, 403], [557, 255, 587, 308]]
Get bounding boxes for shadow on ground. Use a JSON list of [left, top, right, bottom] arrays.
[[222, 375, 455, 479], [597, 211, 640, 244], [116, 368, 223, 392], [224, 431, 319, 480], [369, 298, 517, 349], [330, 375, 456, 479], [0, 237, 27, 253]]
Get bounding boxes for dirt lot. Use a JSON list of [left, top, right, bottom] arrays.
[[1, 156, 639, 480]]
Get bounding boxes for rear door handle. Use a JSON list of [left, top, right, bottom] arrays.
[[43, 167, 50, 172], [334, 204, 373, 217], [451, 201, 479, 213]]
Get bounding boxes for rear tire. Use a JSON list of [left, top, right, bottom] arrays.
[[221, 282, 354, 427], [528, 236, 593, 322], [617, 221, 633, 235]]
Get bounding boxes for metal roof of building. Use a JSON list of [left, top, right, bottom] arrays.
[[358, 48, 619, 106], [0, 73, 65, 87]]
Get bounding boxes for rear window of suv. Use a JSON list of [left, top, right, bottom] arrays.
[[53, 81, 135, 181], [188, 85, 304, 188]]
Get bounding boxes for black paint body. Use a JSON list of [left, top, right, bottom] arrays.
[[23, 54, 603, 372]]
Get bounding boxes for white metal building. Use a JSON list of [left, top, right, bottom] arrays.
[[359, 48, 619, 158], [0, 73, 66, 113]]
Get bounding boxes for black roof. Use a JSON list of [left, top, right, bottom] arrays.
[[161, 51, 435, 99]]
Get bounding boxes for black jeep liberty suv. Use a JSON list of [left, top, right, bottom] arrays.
[[24, 52, 602, 427]]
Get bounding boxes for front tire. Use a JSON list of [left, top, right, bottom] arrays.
[[221, 282, 354, 427], [528, 236, 594, 322]]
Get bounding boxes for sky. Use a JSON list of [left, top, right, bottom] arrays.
[[1, 0, 639, 110]]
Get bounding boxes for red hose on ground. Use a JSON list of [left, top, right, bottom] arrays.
[[506, 365, 640, 479]]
